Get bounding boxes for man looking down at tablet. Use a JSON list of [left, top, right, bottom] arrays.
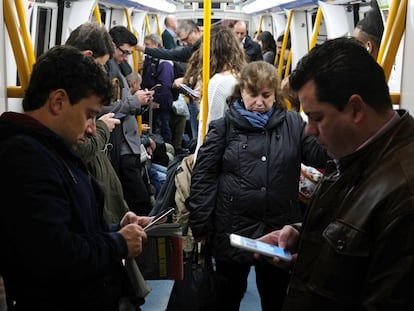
[[0, 46, 147, 311], [258, 37, 414, 310]]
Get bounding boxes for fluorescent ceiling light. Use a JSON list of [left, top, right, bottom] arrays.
[[243, 0, 292, 14], [131, 0, 176, 13]]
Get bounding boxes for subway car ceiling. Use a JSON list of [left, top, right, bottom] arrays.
[[98, 0, 370, 15]]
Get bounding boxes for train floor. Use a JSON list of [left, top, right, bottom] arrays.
[[141, 266, 261, 310]]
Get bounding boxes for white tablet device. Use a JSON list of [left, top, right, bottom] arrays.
[[229, 233, 292, 262]]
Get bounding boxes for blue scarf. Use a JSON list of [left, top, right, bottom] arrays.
[[234, 101, 274, 128]]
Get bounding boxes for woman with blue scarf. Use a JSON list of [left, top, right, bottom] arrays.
[[188, 61, 329, 311]]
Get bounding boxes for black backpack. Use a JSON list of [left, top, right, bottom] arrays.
[[148, 153, 188, 217]]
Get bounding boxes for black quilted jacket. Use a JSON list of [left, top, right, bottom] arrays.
[[189, 104, 328, 263]]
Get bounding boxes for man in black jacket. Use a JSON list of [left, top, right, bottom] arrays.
[[0, 46, 147, 311], [137, 19, 202, 64], [233, 20, 263, 62]]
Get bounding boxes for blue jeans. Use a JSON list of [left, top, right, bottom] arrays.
[[150, 163, 167, 197]]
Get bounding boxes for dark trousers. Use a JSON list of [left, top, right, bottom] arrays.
[[119, 154, 151, 216], [215, 260, 289, 311], [153, 109, 172, 144], [169, 113, 186, 151]]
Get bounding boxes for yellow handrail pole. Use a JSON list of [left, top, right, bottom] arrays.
[[381, 0, 407, 81], [15, 0, 35, 68], [309, 7, 323, 50], [155, 14, 162, 38], [200, 0, 211, 143], [136, 30, 143, 76], [273, 52, 279, 66], [7, 86, 25, 98], [377, 0, 399, 64], [4, 0, 30, 89], [93, 3, 102, 25], [145, 15, 151, 35], [390, 93, 400, 105], [124, 8, 138, 71], [284, 50, 292, 78], [257, 15, 263, 34], [278, 10, 293, 79], [124, 8, 143, 134]]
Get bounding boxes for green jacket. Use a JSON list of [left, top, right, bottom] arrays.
[[75, 120, 129, 223]]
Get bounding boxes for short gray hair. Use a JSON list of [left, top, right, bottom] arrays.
[[144, 33, 162, 47], [176, 20, 198, 36]]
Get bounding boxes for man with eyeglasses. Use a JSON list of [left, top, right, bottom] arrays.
[[104, 25, 155, 216], [136, 20, 202, 63]]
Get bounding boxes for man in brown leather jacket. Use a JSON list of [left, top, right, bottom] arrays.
[[257, 38, 414, 310]]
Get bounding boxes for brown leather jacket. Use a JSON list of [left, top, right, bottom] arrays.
[[283, 110, 414, 310]]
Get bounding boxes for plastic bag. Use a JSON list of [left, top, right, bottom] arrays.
[[172, 94, 190, 118]]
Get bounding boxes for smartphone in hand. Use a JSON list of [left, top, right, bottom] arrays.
[[229, 233, 292, 262], [150, 84, 162, 91], [144, 207, 175, 231], [113, 112, 126, 119], [178, 83, 200, 99]]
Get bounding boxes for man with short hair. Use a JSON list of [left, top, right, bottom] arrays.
[[0, 45, 147, 310], [105, 25, 154, 215], [276, 34, 291, 70], [352, 8, 384, 60], [233, 20, 262, 62], [162, 14, 178, 49], [258, 37, 414, 310], [126, 71, 142, 95], [65, 22, 129, 224], [65, 22, 114, 66], [136, 20, 202, 63]]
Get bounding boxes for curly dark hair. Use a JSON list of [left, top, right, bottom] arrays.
[[23, 45, 112, 111]]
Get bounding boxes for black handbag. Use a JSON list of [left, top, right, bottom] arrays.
[[166, 243, 226, 311]]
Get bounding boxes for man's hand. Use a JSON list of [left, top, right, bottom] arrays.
[[136, 44, 145, 52], [141, 123, 151, 134], [120, 211, 140, 227], [135, 90, 154, 106], [173, 77, 184, 88], [118, 224, 147, 258], [99, 113, 121, 132], [120, 211, 154, 228], [255, 225, 300, 268]]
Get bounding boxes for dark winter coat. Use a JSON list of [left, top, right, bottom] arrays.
[[189, 104, 328, 263], [283, 110, 414, 310], [243, 35, 263, 62], [0, 112, 130, 311]]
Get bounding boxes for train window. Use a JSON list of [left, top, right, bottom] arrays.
[[100, 7, 107, 25], [199, 3, 221, 9], [30, 3, 57, 58]]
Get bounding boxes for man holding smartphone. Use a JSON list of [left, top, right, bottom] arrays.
[[0, 46, 148, 311], [258, 38, 414, 310], [104, 26, 155, 216]]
